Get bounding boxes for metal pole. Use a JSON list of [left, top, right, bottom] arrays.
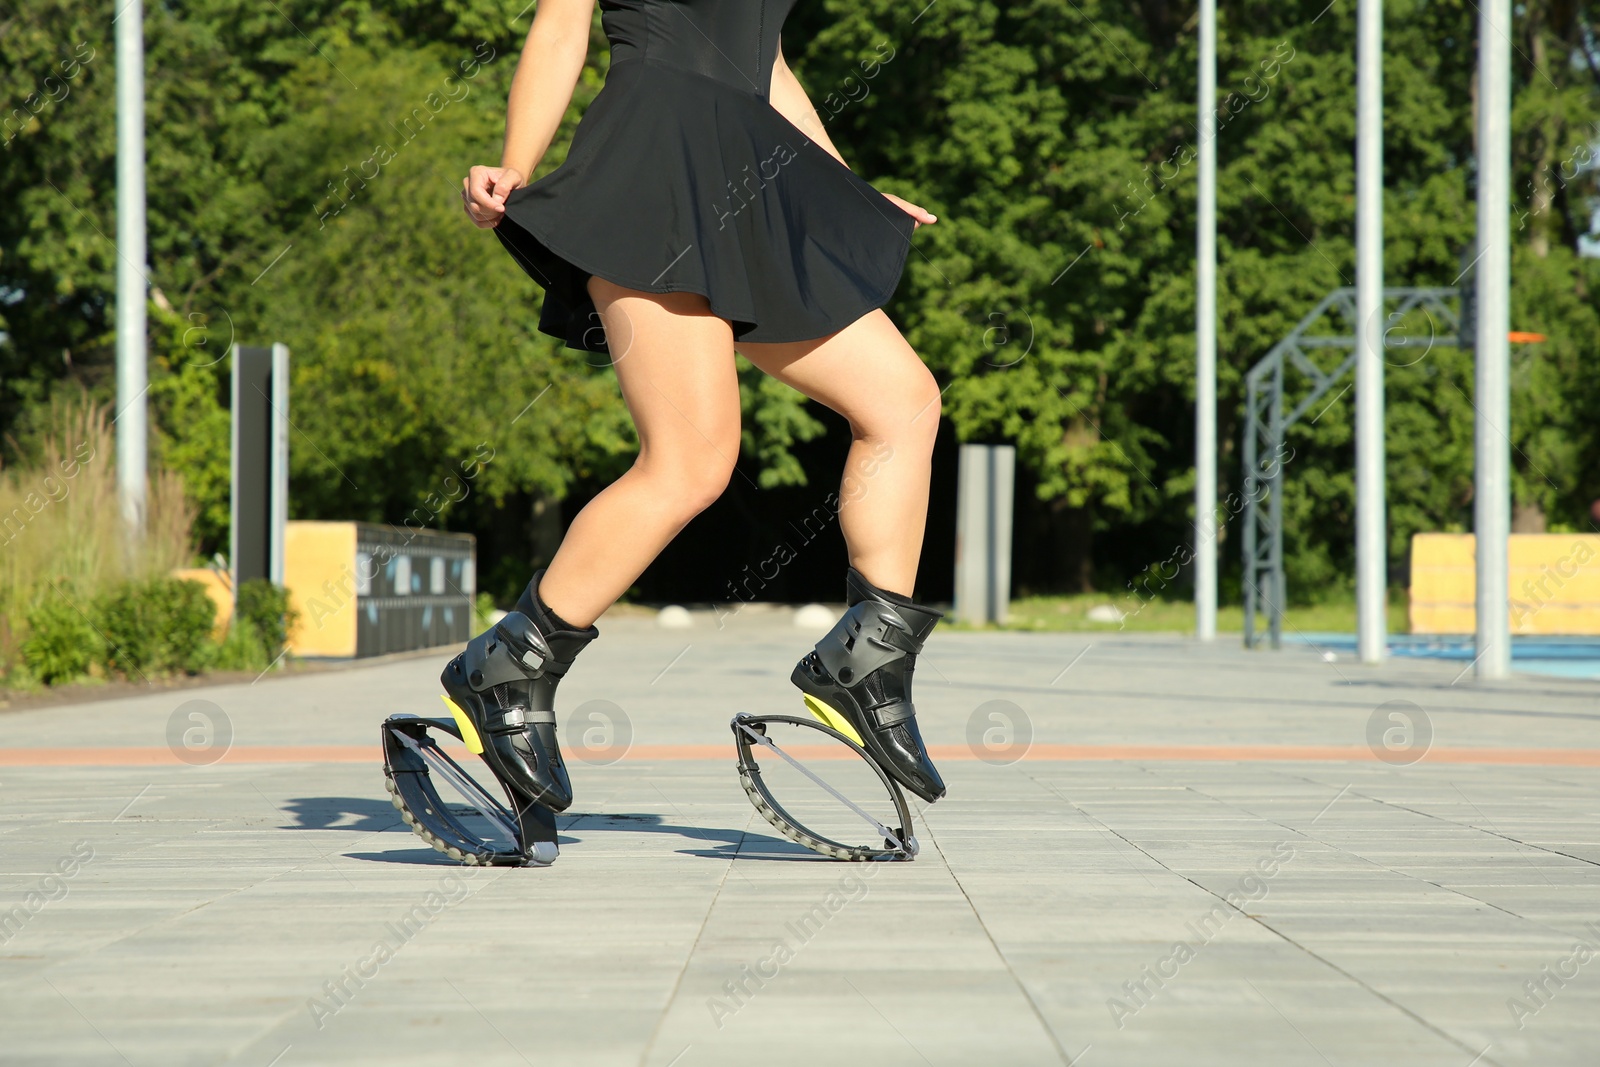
[[1268, 360, 1285, 650], [1474, 0, 1512, 678], [954, 444, 991, 626], [988, 445, 1015, 625], [229, 344, 242, 596], [1194, 0, 1218, 642], [270, 343, 292, 587], [115, 0, 148, 542], [1355, 0, 1387, 663], [1242, 375, 1259, 647]]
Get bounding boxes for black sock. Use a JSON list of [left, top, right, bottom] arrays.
[[515, 572, 582, 633], [848, 566, 918, 606]]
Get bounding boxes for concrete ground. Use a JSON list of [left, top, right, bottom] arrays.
[[2, 609, 1598, 1066]]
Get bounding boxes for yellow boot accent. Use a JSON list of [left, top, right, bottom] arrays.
[[440, 695, 484, 754], [803, 693, 865, 747]]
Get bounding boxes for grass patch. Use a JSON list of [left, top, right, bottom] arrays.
[[0, 397, 194, 618], [982, 592, 1411, 634], [0, 395, 216, 685]]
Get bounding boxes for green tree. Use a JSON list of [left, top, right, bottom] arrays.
[[3, 0, 1597, 607], [790, 0, 1599, 597]]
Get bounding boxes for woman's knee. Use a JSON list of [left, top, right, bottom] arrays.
[[639, 447, 738, 517], [905, 364, 944, 445], [851, 362, 942, 453]]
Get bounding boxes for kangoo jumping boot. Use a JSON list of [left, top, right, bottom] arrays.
[[791, 567, 947, 803], [440, 569, 597, 811]]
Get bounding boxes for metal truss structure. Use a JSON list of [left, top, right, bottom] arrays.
[[1241, 287, 1466, 648]]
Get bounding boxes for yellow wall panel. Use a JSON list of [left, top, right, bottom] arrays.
[[1410, 533, 1600, 635], [284, 521, 359, 657]]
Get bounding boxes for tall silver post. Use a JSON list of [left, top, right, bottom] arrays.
[[954, 444, 992, 627], [115, 0, 148, 542], [1355, 0, 1386, 663], [1474, 0, 1512, 678], [1194, 0, 1218, 642], [954, 444, 1014, 626], [987, 445, 1015, 625], [270, 343, 292, 586]]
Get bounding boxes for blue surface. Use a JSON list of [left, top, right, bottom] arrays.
[[1285, 632, 1600, 679]]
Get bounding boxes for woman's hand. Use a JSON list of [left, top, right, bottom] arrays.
[[882, 193, 937, 229], [461, 165, 526, 229]]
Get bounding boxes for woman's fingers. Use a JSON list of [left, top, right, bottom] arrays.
[[461, 166, 527, 228], [461, 172, 493, 228], [882, 192, 937, 228], [470, 166, 504, 227], [464, 165, 508, 228]]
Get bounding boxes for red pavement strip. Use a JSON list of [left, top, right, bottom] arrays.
[[1, 744, 1599, 767]]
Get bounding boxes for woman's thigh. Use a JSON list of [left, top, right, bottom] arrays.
[[734, 309, 942, 435], [586, 276, 742, 468]]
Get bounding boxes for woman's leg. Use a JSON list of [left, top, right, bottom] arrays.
[[739, 309, 949, 803], [735, 308, 942, 598], [536, 276, 742, 628], [441, 277, 739, 812]]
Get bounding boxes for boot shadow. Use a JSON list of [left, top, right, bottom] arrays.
[[283, 800, 832, 863], [569, 812, 840, 861]]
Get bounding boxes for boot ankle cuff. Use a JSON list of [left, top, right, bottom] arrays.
[[846, 566, 937, 613], [516, 569, 593, 636]]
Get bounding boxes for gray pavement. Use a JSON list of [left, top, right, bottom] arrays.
[[2, 610, 1598, 1066]]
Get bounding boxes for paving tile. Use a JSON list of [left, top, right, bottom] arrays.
[[0, 620, 1596, 1065]]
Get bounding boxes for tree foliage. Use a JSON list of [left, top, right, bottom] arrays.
[[790, 0, 1600, 595], [2, 0, 1597, 601]]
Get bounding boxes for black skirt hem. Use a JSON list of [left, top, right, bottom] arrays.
[[497, 210, 914, 355], [491, 54, 918, 356]]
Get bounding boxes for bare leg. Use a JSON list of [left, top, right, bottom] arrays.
[[535, 277, 741, 627], [745, 309, 948, 803], [737, 309, 941, 597]]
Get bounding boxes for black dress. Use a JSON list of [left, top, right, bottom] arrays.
[[493, 0, 917, 356]]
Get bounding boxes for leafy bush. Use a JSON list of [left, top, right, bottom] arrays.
[[210, 617, 269, 672], [20, 596, 102, 685], [474, 591, 497, 633], [0, 395, 196, 682], [96, 577, 216, 678], [234, 579, 297, 663], [210, 580, 297, 673]]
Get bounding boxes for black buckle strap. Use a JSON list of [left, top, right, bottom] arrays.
[[487, 706, 557, 732], [856, 608, 922, 656], [463, 611, 553, 691], [495, 616, 551, 675], [866, 700, 915, 729]]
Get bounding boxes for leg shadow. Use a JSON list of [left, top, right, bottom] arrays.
[[280, 796, 409, 832]]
